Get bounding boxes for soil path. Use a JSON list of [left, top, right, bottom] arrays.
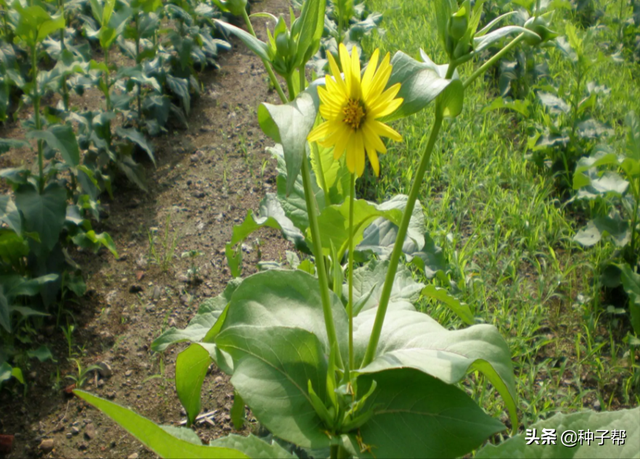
[[0, 1, 292, 457]]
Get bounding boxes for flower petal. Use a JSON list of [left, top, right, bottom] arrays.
[[370, 120, 403, 142], [366, 148, 380, 176]]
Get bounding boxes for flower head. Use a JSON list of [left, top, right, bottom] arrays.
[[308, 44, 403, 177]]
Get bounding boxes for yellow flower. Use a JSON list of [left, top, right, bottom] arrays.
[[308, 44, 403, 177]]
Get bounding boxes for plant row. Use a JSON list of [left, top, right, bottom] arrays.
[[0, 0, 238, 387]]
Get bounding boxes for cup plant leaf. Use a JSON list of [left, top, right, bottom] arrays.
[[214, 20, 270, 61], [349, 259, 425, 315], [353, 306, 518, 430], [216, 326, 332, 449], [259, 91, 318, 196], [357, 369, 506, 458], [383, 50, 460, 121], [14, 182, 67, 258], [475, 406, 640, 458], [574, 216, 631, 248], [73, 390, 249, 458], [27, 125, 80, 168], [311, 198, 403, 258]]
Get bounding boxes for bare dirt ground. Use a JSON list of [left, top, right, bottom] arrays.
[[0, 0, 293, 457]]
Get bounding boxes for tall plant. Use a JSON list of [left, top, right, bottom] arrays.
[[75, 1, 553, 457]]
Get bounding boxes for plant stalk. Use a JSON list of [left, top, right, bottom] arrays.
[[361, 112, 443, 368], [301, 158, 344, 369], [463, 33, 526, 90], [241, 9, 288, 103], [347, 172, 355, 370], [32, 43, 44, 193]]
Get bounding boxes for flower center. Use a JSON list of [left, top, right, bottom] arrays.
[[342, 99, 366, 130]]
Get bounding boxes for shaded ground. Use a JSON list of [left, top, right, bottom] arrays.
[[0, 0, 292, 457]]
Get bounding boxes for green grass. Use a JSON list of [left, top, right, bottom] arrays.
[[362, 0, 640, 433]]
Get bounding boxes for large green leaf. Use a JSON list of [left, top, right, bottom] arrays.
[[0, 230, 29, 267], [14, 182, 67, 257], [574, 216, 631, 248], [217, 270, 348, 355], [116, 127, 156, 166], [210, 435, 294, 458], [176, 344, 212, 427], [151, 279, 241, 351], [225, 194, 305, 276], [619, 264, 640, 335], [357, 369, 505, 458], [216, 326, 331, 449], [384, 51, 460, 121], [14, 5, 64, 46], [0, 196, 21, 234], [259, 92, 318, 196], [27, 125, 80, 167], [476, 406, 640, 458], [353, 308, 518, 429], [73, 390, 248, 458], [312, 199, 402, 258], [349, 260, 424, 314]]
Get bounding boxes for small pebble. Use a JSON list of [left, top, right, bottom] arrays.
[[39, 439, 54, 453]]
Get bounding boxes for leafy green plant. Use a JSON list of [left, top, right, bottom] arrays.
[[528, 22, 613, 189], [65, 357, 101, 388], [73, 1, 567, 458], [572, 111, 640, 334]]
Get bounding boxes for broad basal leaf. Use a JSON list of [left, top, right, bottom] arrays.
[[349, 259, 424, 314], [354, 308, 518, 429], [216, 326, 331, 449], [218, 269, 348, 355], [357, 369, 505, 458]]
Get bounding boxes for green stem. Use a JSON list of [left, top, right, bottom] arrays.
[[463, 33, 526, 90], [32, 43, 44, 193], [104, 48, 112, 112], [361, 112, 444, 368], [242, 9, 288, 103], [312, 142, 331, 206], [286, 72, 296, 100], [347, 172, 355, 370], [330, 444, 339, 459], [301, 157, 343, 369]]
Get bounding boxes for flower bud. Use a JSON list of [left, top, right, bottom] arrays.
[[276, 31, 292, 57], [524, 17, 557, 46], [448, 8, 468, 41]]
